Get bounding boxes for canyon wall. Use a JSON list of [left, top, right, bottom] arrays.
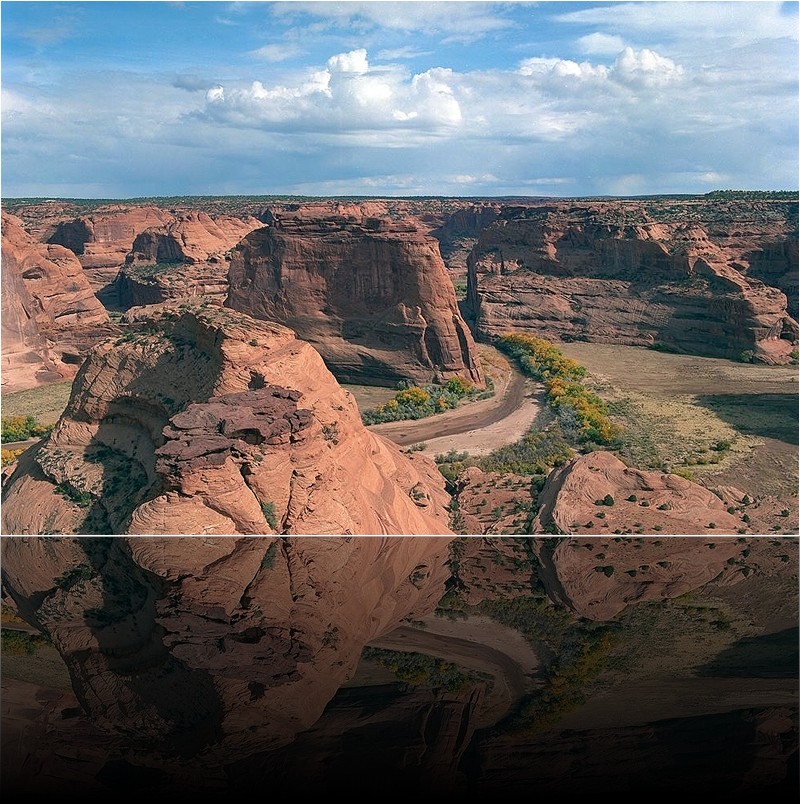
[[116, 211, 262, 307], [1, 212, 114, 392], [226, 205, 485, 386], [465, 201, 798, 363]]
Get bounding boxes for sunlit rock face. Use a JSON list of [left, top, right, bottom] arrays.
[[116, 211, 263, 307], [0, 300, 453, 536], [1, 212, 114, 392], [227, 203, 485, 387], [466, 200, 798, 364]]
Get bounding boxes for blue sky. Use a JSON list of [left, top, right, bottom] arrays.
[[2, 1, 798, 197]]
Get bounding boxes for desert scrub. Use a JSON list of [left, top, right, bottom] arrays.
[[361, 647, 492, 693], [496, 334, 621, 447], [1, 629, 53, 656], [261, 502, 278, 531], [1, 447, 26, 466], [361, 377, 489, 425], [1, 414, 54, 443]]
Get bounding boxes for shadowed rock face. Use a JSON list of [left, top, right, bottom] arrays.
[[0, 300, 453, 535], [466, 201, 798, 364], [226, 205, 485, 387], [1, 212, 115, 392]]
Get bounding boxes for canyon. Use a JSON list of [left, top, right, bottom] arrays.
[[1, 193, 796, 538], [0, 191, 796, 796], [464, 199, 798, 364]]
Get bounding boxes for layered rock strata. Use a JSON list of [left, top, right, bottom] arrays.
[[116, 211, 262, 306], [0, 300, 453, 535], [466, 201, 798, 363], [47, 205, 172, 290], [1, 212, 114, 391], [227, 205, 484, 386]]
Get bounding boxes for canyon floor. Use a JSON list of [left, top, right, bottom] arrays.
[[558, 343, 798, 501]]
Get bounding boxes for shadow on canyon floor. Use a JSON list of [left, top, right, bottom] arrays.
[[694, 393, 798, 444]]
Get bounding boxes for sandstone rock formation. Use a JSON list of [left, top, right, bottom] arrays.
[[0, 300, 454, 535], [116, 211, 262, 307], [531, 451, 743, 536], [0, 535, 454, 761], [466, 200, 798, 363], [1, 212, 114, 392], [432, 202, 501, 272], [47, 205, 172, 290], [226, 205, 485, 386], [46, 206, 262, 306]]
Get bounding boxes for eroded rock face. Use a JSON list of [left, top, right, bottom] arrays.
[[0, 301, 453, 535], [1, 212, 115, 392], [0, 535, 454, 760], [227, 205, 485, 387], [432, 203, 501, 272], [47, 205, 173, 290], [466, 201, 798, 363], [531, 451, 743, 536], [117, 212, 262, 306]]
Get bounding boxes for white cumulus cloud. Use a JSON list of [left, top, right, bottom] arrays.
[[203, 49, 463, 134], [576, 32, 626, 55], [613, 47, 684, 86]]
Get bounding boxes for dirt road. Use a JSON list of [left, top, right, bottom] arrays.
[[368, 348, 540, 453]]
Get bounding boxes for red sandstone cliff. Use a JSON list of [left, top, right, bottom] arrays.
[[47, 205, 172, 289], [1, 212, 114, 392], [466, 201, 798, 363], [226, 205, 485, 387], [0, 300, 454, 535], [116, 211, 262, 306]]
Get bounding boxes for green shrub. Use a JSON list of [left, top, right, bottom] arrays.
[[261, 501, 278, 530], [1, 415, 54, 443], [1, 629, 51, 655], [445, 376, 473, 396], [362, 377, 487, 425]]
